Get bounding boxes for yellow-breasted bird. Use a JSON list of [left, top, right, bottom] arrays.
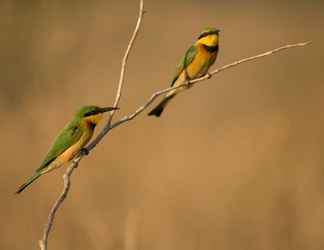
[[16, 105, 118, 194], [148, 27, 220, 117]]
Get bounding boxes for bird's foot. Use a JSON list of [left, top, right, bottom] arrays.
[[186, 80, 194, 89], [80, 148, 89, 156], [206, 72, 212, 79]]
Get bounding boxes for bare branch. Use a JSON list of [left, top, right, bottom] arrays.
[[39, 156, 81, 250], [39, 1, 144, 249], [189, 41, 312, 85], [38, 5, 311, 247], [108, 0, 145, 121], [86, 0, 145, 152], [109, 41, 311, 129]]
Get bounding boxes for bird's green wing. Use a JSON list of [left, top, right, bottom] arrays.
[[171, 45, 197, 86], [36, 120, 83, 172]]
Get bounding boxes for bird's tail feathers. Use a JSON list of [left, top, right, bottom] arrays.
[[16, 172, 42, 194], [148, 95, 175, 117]]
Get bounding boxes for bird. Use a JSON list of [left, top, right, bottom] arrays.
[[16, 105, 118, 194], [148, 27, 220, 117]]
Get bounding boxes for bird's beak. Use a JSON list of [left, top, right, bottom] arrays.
[[99, 107, 119, 113]]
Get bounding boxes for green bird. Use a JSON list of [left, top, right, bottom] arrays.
[[148, 27, 220, 117], [16, 105, 118, 194]]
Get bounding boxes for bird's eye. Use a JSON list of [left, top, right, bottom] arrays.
[[85, 110, 96, 117], [198, 33, 207, 39]]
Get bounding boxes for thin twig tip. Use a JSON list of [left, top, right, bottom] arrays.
[[296, 41, 312, 46]]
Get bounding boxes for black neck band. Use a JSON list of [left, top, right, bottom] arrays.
[[89, 122, 96, 130], [203, 44, 219, 52]]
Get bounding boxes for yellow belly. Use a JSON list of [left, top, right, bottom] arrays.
[[167, 45, 215, 97], [42, 129, 93, 174], [186, 48, 212, 79]]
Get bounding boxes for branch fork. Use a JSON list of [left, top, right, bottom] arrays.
[[38, 0, 311, 248]]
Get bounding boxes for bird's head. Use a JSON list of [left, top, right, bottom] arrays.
[[196, 27, 220, 47], [76, 105, 119, 125]]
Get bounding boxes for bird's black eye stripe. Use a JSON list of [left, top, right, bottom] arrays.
[[198, 31, 219, 39], [198, 32, 209, 39], [84, 110, 98, 117]]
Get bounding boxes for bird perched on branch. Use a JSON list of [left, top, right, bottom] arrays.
[[148, 27, 220, 117], [16, 105, 118, 194]]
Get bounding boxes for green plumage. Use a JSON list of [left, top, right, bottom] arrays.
[[171, 45, 197, 86], [148, 46, 198, 117], [149, 27, 220, 117], [15, 173, 42, 194], [16, 105, 117, 194], [37, 105, 104, 173], [36, 120, 83, 173], [16, 118, 83, 194]]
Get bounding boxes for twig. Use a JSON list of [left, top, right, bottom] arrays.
[[38, 6, 311, 248], [39, 157, 81, 250], [108, 0, 145, 123], [38, 1, 145, 249], [188, 41, 312, 85], [86, 0, 145, 152], [109, 41, 311, 128]]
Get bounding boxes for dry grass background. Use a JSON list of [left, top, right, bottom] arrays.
[[0, 0, 323, 249]]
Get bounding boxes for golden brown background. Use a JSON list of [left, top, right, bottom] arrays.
[[1, 0, 323, 249]]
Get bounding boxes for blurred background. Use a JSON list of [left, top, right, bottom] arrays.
[[1, 0, 323, 249]]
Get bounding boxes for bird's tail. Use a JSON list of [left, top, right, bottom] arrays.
[[16, 172, 42, 194], [148, 94, 175, 117]]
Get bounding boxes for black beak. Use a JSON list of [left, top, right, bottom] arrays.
[[99, 107, 119, 113]]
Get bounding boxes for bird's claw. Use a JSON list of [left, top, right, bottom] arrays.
[[80, 148, 89, 156], [186, 80, 194, 89], [206, 72, 212, 79]]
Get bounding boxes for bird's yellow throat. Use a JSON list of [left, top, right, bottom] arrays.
[[83, 113, 103, 125], [196, 34, 218, 47]]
